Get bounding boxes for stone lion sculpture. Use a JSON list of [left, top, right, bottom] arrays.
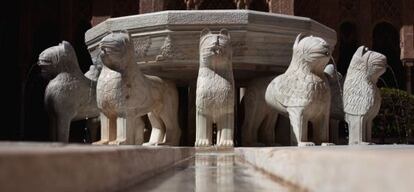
[[195, 28, 234, 147], [95, 31, 181, 145], [241, 76, 278, 146], [38, 41, 100, 142], [265, 34, 332, 146], [241, 65, 342, 146], [343, 46, 387, 145]]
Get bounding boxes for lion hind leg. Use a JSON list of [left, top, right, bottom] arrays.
[[56, 115, 71, 142], [143, 112, 165, 146], [241, 108, 265, 147], [157, 113, 181, 146], [366, 115, 375, 144], [109, 113, 141, 145], [313, 114, 334, 146], [93, 113, 114, 145], [157, 84, 181, 146], [259, 112, 278, 146]]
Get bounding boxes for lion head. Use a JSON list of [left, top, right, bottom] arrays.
[[38, 41, 80, 79], [199, 28, 232, 67], [99, 31, 135, 72], [348, 46, 387, 83], [290, 34, 331, 75]]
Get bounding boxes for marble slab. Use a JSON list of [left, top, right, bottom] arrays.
[[0, 142, 194, 192], [237, 145, 414, 192]]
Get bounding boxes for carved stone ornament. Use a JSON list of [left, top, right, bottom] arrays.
[[156, 35, 185, 61], [133, 36, 151, 60]]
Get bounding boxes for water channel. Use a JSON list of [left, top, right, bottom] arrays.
[[126, 152, 291, 192]]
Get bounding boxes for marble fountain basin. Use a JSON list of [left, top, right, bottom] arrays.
[[85, 10, 336, 84]]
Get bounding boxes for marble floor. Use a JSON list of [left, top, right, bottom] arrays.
[[126, 152, 291, 192]]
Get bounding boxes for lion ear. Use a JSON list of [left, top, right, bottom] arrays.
[[220, 28, 230, 39], [293, 33, 304, 50], [355, 46, 365, 57], [200, 28, 211, 38], [362, 46, 369, 56], [61, 41, 72, 50]]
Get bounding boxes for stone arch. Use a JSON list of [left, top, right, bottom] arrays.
[[199, 0, 236, 10], [372, 22, 403, 88], [338, 22, 359, 75], [249, 0, 269, 12]]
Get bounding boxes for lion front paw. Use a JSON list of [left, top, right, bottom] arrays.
[[217, 140, 234, 147], [349, 141, 373, 145], [321, 142, 335, 146], [298, 142, 315, 147], [93, 140, 109, 145], [109, 139, 127, 145], [142, 141, 158, 146], [195, 139, 211, 147]]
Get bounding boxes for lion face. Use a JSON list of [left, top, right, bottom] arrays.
[[349, 46, 387, 82], [38, 41, 77, 79], [293, 34, 331, 73], [38, 45, 60, 79], [99, 31, 134, 72], [199, 28, 232, 66]]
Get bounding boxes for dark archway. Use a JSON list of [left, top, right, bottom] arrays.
[[372, 22, 403, 89], [165, 0, 186, 10], [338, 22, 359, 75], [249, 0, 269, 12], [293, 0, 320, 20], [199, 0, 236, 10]]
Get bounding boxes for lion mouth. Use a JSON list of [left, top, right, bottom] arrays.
[[310, 49, 330, 58], [38, 58, 53, 66]]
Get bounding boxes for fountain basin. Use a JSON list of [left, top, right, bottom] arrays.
[[85, 10, 336, 83]]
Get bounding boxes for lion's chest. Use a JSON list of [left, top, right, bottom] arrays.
[[97, 68, 155, 116], [343, 76, 378, 116], [270, 73, 330, 108], [196, 67, 234, 115]]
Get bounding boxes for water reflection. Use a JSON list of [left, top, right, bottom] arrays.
[[126, 152, 288, 192], [195, 154, 235, 192]]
